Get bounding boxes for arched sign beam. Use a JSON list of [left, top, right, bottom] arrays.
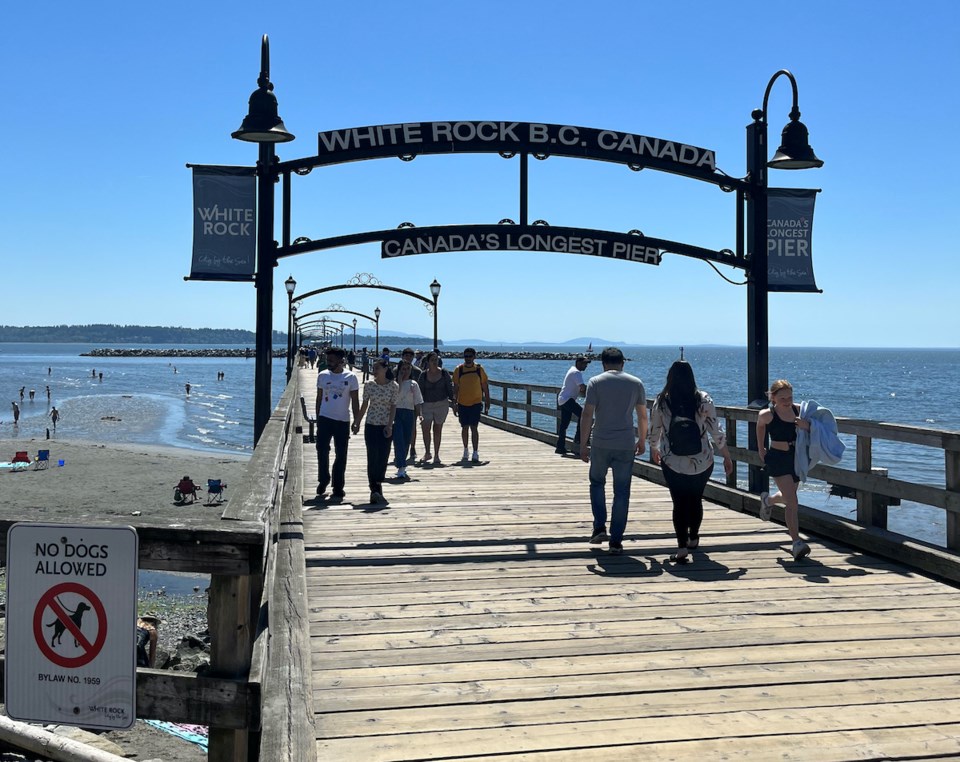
[[293, 282, 434, 308], [295, 308, 377, 325], [276, 121, 747, 192], [277, 225, 742, 271]]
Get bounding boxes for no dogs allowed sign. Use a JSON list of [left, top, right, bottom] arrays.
[[4, 524, 138, 729]]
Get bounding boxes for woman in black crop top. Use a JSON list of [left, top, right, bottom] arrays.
[[756, 379, 812, 561]]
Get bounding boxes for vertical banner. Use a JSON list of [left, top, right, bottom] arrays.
[[190, 166, 257, 281], [768, 188, 820, 293]]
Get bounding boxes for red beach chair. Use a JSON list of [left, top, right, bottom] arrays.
[[174, 476, 200, 505], [12, 451, 30, 465]]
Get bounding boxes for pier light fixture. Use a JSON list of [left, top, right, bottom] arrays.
[[352, 318, 357, 352], [232, 35, 296, 443], [429, 279, 441, 352], [374, 307, 381, 354], [284, 275, 297, 381], [745, 69, 823, 492]]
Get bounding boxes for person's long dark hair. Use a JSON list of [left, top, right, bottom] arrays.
[[657, 360, 700, 417]]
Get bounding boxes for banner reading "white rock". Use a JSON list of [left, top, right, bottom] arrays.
[[190, 166, 257, 281]]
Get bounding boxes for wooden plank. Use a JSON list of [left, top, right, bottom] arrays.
[[301, 376, 960, 761]]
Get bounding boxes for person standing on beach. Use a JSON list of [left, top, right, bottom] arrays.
[[50, 406, 60, 430], [185, 383, 191, 396], [352, 359, 398, 504], [555, 355, 590, 455], [19, 387, 25, 402], [46, 385, 51, 402], [11, 401, 19, 424], [649, 360, 733, 564], [453, 348, 490, 463], [417, 352, 454, 465], [315, 347, 361, 500], [756, 379, 812, 561], [579, 347, 647, 555]]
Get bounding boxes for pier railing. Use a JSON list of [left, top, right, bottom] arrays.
[[486, 378, 960, 582], [0, 375, 310, 762]]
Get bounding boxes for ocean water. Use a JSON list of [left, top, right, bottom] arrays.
[[445, 344, 960, 548], [3, 342, 957, 546], [0, 343, 287, 454]]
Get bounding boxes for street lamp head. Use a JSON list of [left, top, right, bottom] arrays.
[[284, 274, 297, 296], [374, 307, 381, 320], [430, 279, 441, 299], [768, 116, 824, 170], [291, 304, 297, 316], [231, 36, 295, 144], [353, 318, 357, 328]]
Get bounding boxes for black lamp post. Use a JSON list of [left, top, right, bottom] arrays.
[[352, 318, 357, 352], [321, 317, 327, 348], [232, 35, 295, 444], [374, 307, 381, 354], [745, 69, 823, 493], [284, 275, 296, 381], [429, 279, 441, 352]]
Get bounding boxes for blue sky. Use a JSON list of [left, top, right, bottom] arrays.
[[4, 1, 958, 347]]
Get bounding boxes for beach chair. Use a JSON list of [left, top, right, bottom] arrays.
[[33, 450, 50, 470], [174, 476, 200, 505], [206, 479, 227, 505], [12, 451, 30, 465]]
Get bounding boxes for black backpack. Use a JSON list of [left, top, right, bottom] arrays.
[[666, 396, 702, 456]]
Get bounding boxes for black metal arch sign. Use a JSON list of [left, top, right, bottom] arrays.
[[307, 121, 725, 185], [382, 225, 663, 266]]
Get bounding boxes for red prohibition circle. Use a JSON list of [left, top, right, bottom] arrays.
[[33, 582, 108, 668]]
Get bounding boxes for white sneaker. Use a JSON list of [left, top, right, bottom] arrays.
[[759, 492, 772, 521], [400, 468, 408, 479], [792, 539, 811, 560], [471, 451, 480, 463], [462, 448, 469, 461]]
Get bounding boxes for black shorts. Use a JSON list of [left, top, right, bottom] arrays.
[[458, 403, 483, 427], [764, 447, 799, 482]]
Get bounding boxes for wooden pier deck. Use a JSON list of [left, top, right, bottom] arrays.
[[299, 371, 960, 761]]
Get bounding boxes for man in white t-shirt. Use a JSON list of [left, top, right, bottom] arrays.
[[315, 347, 361, 500], [555, 355, 590, 455]]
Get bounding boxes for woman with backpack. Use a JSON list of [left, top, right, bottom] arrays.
[[648, 360, 733, 563]]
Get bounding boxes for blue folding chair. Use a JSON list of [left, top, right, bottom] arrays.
[[33, 449, 50, 470], [206, 479, 227, 505]]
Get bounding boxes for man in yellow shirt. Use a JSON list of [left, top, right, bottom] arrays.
[[452, 348, 491, 462]]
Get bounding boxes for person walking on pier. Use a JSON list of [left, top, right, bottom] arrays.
[[453, 348, 490, 463], [398, 348, 422, 462], [756, 379, 811, 560], [360, 348, 370, 382], [649, 360, 733, 563], [580, 347, 647, 555], [393, 360, 423, 479], [353, 359, 398, 504], [316, 347, 361, 501], [555, 355, 590, 455], [417, 352, 454, 465]]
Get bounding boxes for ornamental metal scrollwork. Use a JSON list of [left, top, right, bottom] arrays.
[[397, 222, 416, 228], [533, 153, 549, 161], [532, 219, 549, 226], [498, 218, 516, 225], [346, 273, 383, 286], [627, 229, 644, 236], [293, 236, 312, 245], [628, 164, 644, 172], [399, 154, 416, 162], [294, 167, 313, 176], [498, 151, 516, 159]]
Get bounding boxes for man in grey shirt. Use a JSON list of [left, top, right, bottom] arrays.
[[579, 347, 647, 555]]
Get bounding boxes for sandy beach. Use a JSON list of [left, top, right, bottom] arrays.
[[0, 437, 249, 521], [0, 436, 250, 761]]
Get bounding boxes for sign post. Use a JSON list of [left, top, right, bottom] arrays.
[[4, 523, 139, 729]]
